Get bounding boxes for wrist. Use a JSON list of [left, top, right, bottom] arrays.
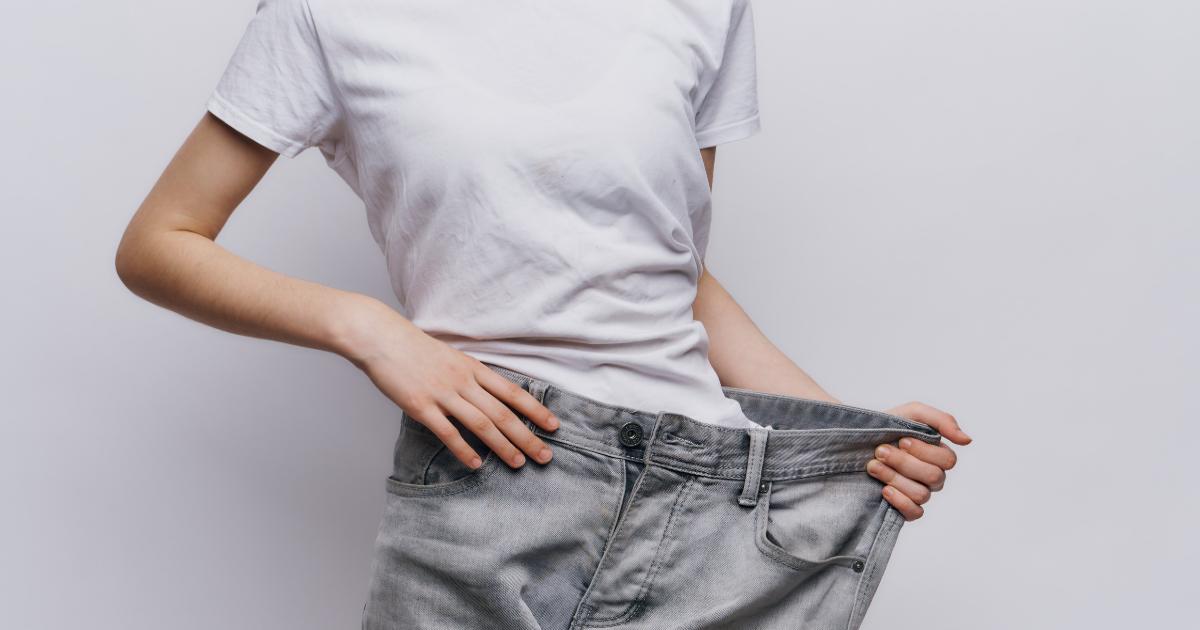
[[325, 292, 409, 369]]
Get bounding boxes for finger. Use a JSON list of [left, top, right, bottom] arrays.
[[882, 484, 924, 522], [461, 382, 554, 465], [889, 401, 972, 445], [474, 365, 560, 432], [440, 395, 527, 469], [875, 443, 946, 492], [865, 459, 932, 505], [406, 404, 485, 470], [897, 437, 958, 471]]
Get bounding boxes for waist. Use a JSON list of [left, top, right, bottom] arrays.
[[456, 361, 945, 483]]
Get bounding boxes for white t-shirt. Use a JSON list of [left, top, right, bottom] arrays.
[[207, 0, 764, 429]]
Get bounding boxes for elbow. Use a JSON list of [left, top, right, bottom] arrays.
[[114, 231, 152, 296], [114, 242, 139, 293]]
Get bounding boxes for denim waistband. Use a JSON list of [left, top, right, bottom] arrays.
[[464, 361, 943, 485]]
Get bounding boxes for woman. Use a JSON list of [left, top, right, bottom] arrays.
[[116, 0, 972, 627]]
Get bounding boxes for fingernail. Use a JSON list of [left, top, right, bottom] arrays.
[[866, 460, 881, 474], [876, 445, 891, 459], [548, 415, 560, 429], [883, 486, 895, 497], [513, 453, 526, 467], [537, 448, 553, 463], [899, 438, 912, 449], [469, 456, 482, 469]]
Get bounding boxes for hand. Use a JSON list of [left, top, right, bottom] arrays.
[[337, 299, 560, 471], [865, 401, 972, 521]]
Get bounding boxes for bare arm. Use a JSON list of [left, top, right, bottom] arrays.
[[694, 147, 840, 402], [115, 112, 385, 360], [115, 112, 559, 470]]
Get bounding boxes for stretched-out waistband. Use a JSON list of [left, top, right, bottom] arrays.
[[423, 361, 943, 486]]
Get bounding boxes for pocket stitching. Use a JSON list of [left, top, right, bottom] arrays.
[[385, 448, 503, 498], [753, 481, 869, 572]]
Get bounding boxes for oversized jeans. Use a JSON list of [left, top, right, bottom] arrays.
[[362, 362, 943, 629]]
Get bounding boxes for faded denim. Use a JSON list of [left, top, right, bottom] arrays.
[[362, 361, 943, 629]]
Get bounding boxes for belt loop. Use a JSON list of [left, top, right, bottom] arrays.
[[528, 378, 549, 405], [523, 378, 550, 430], [738, 427, 770, 507]]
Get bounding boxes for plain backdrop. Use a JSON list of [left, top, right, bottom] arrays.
[[3, 1, 1196, 628]]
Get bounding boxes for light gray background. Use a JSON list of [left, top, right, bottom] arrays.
[[3, 1, 1196, 628]]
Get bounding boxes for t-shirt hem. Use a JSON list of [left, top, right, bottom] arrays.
[[205, 91, 308, 159], [694, 113, 762, 149]]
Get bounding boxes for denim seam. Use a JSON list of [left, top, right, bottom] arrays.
[[538, 433, 702, 479], [537, 433, 632, 461], [659, 432, 702, 448], [562, 424, 938, 450], [535, 444, 886, 488], [535, 438, 879, 483], [569, 457, 633, 630], [586, 476, 696, 626], [384, 452, 502, 498], [721, 387, 940, 435], [847, 505, 903, 629], [648, 459, 879, 482], [571, 462, 648, 628], [752, 483, 868, 573], [539, 429, 936, 480]]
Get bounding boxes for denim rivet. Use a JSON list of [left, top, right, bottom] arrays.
[[619, 422, 644, 447], [852, 560, 865, 573], [759, 481, 768, 493]]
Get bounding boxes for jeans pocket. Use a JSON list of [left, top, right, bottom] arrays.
[[384, 412, 504, 498], [753, 472, 890, 577]]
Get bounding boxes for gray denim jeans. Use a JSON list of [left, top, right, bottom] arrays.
[[362, 361, 942, 629]]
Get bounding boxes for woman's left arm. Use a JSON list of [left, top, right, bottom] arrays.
[[695, 147, 973, 521]]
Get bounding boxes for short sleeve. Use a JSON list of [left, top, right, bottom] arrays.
[[693, 0, 762, 149], [205, 0, 341, 158]]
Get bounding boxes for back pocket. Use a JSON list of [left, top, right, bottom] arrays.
[[753, 472, 892, 576]]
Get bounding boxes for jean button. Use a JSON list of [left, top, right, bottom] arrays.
[[852, 560, 865, 573], [619, 422, 644, 447]]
